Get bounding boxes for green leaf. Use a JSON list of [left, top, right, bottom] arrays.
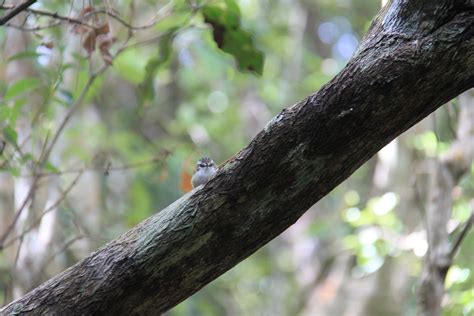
[[3, 125, 18, 145], [221, 29, 265, 74], [114, 50, 147, 84], [72, 70, 103, 102], [202, 1, 264, 75], [10, 99, 26, 125], [154, 0, 192, 31], [20, 153, 34, 164], [8, 166, 20, 177], [7, 51, 43, 62], [56, 89, 74, 107], [224, 0, 241, 14], [0, 105, 10, 120], [44, 161, 60, 173], [4, 78, 40, 100], [154, 12, 191, 32], [139, 29, 177, 102], [202, 3, 240, 30]]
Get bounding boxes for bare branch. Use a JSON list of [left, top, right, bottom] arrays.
[[3, 21, 61, 31], [0, 2, 172, 31], [40, 24, 180, 168], [38, 235, 84, 275], [0, 12, 187, 249], [33, 151, 170, 177], [2, 172, 83, 250], [85, 4, 173, 30], [0, 176, 39, 249]]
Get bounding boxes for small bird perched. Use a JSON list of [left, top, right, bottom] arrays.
[[191, 157, 218, 188]]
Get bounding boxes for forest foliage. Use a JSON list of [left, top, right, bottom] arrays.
[[0, 0, 473, 315]]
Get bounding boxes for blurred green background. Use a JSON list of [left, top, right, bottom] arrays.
[[0, 0, 473, 315]]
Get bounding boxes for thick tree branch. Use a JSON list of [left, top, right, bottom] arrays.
[[0, 0, 36, 25], [2, 1, 474, 314]]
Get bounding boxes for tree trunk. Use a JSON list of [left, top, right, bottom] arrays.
[[2, 0, 474, 314]]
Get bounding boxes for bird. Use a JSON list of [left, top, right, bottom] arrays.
[[191, 157, 218, 188]]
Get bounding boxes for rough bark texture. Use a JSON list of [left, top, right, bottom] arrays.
[[2, 0, 474, 314]]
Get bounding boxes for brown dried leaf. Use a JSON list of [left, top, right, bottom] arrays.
[[80, 6, 94, 17], [98, 34, 116, 51], [82, 31, 96, 54], [180, 170, 193, 192], [101, 50, 113, 65], [98, 34, 116, 65], [73, 6, 95, 33], [41, 41, 54, 49], [72, 24, 89, 34], [95, 22, 110, 36]]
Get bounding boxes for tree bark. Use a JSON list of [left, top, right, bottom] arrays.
[[2, 0, 474, 314]]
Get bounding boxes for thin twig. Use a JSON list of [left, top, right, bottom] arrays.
[[0, 5, 188, 248], [0, 176, 39, 249], [85, 4, 173, 30], [34, 153, 169, 177], [3, 21, 61, 31], [2, 172, 83, 249], [41, 67, 107, 166], [45, 235, 84, 265], [121, 33, 167, 49], [1, 2, 172, 31], [40, 22, 162, 166], [0, 4, 96, 29], [12, 236, 24, 269], [0, 132, 51, 248], [0, 27, 138, 249], [36, 235, 84, 279], [1, 35, 169, 242], [0, 0, 36, 25], [449, 211, 474, 260]]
